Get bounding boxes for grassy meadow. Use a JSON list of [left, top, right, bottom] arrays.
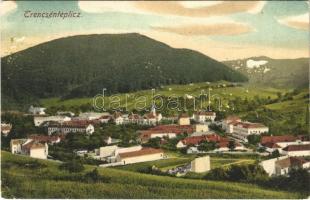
[[2, 151, 305, 199], [40, 81, 289, 111]]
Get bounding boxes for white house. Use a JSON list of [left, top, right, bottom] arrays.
[[34, 115, 71, 127], [116, 147, 164, 165], [10, 138, 48, 159], [281, 144, 310, 156], [260, 156, 289, 176], [113, 112, 124, 125], [260, 156, 310, 176], [28, 105, 46, 115], [222, 116, 241, 133], [275, 157, 310, 176], [178, 113, 190, 125], [194, 124, 209, 133], [10, 139, 27, 154], [194, 111, 216, 123]]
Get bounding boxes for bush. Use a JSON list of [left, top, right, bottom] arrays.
[[84, 168, 111, 183], [205, 164, 268, 183], [59, 159, 85, 173]]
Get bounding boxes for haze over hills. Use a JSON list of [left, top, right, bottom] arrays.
[[1, 33, 247, 109], [223, 56, 309, 89]]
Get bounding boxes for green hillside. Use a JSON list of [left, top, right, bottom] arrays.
[[1, 33, 247, 110], [1, 151, 303, 199], [224, 56, 308, 88]]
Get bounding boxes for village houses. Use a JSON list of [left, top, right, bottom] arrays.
[[260, 135, 310, 154], [47, 121, 95, 135]]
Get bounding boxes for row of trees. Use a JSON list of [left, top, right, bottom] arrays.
[[205, 164, 309, 193]]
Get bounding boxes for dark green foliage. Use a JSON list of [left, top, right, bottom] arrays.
[[84, 168, 111, 183], [228, 140, 236, 151], [197, 141, 217, 152], [2, 33, 247, 110], [142, 137, 161, 148], [267, 168, 310, 193], [205, 164, 268, 183], [247, 135, 262, 145], [59, 159, 85, 173]]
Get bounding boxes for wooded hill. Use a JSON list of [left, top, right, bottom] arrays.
[[1, 33, 247, 109]]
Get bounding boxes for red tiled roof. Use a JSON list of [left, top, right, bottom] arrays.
[[181, 134, 234, 147], [100, 115, 111, 119], [217, 141, 241, 148], [29, 134, 60, 143], [118, 148, 163, 159], [261, 135, 297, 144], [282, 144, 310, 152], [22, 141, 45, 151], [262, 142, 281, 149], [181, 136, 208, 145], [276, 157, 308, 168]]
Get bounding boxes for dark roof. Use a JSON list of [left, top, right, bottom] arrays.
[[179, 113, 189, 118], [261, 135, 297, 144], [282, 144, 310, 152]]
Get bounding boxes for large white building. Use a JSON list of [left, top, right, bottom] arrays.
[[231, 122, 269, 142], [79, 112, 110, 120], [34, 115, 71, 127], [116, 147, 164, 165], [47, 121, 94, 135]]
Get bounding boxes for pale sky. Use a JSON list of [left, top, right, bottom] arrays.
[[1, 1, 309, 60]]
